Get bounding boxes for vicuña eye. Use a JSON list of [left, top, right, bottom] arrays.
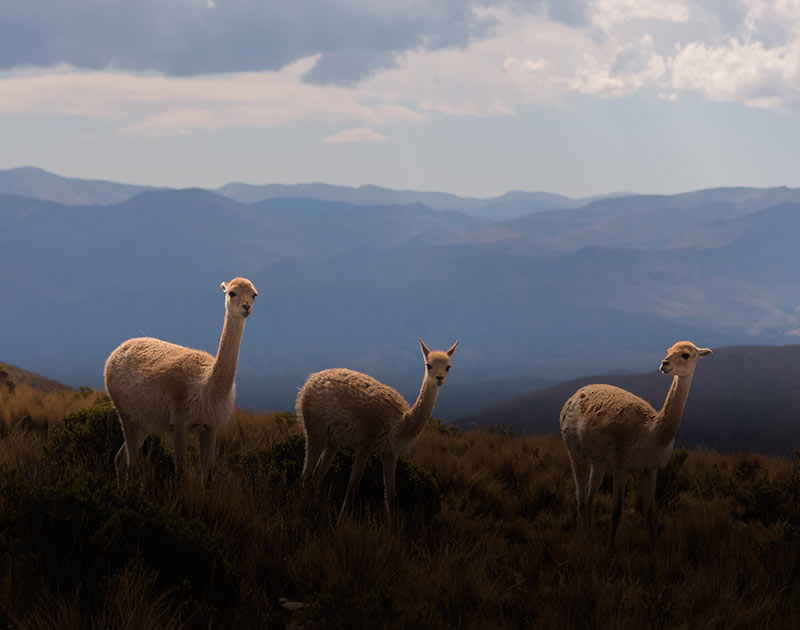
[[681, 353, 690, 359], [445, 366, 451, 371], [426, 364, 432, 370], [253, 293, 258, 298], [228, 291, 237, 298]]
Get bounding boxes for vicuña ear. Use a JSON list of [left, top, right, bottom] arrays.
[[418, 338, 430, 359], [220, 281, 228, 292], [698, 347, 713, 357], [446, 340, 460, 357]]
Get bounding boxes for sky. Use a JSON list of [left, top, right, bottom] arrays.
[[3, 0, 800, 198]]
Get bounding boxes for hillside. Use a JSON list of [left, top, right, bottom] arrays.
[[0, 361, 73, 393], [459, 345, 800, 455], [0, 166, 157, 206]]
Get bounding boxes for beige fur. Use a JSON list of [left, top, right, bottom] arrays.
[[296, 338, 459, 522], [560, 341, 712, 550], [105, 277, 257, 487]]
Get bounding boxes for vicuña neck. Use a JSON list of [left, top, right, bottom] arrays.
[[398, 377, 440, 444], [208, 313, 245, 395], [655, 373, 693, 448]]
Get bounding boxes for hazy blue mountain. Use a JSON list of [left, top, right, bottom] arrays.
[[4, 184, 800, 449], [0, 166, 613, 221], [451, 186, 800, 252], [215, 181, 612, 220], [0, 166, 158, 206], [457, 345, 800, 455]]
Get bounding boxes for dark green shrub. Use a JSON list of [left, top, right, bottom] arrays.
[[729, 475, 797, 526], [47, 399, 172, 479], [0, 470, 237, 617], [262, 433, 307, 483], [234, 435, 441, 519], [428, 416, 460, 436], [0, 365, 15, 392], [655, 450, 690, 505]]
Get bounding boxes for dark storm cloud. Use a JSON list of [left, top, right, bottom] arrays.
[[0, 0, 592, 83]]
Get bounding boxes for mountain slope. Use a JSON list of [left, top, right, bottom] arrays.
[[0, 167, 158, 206], [0, 361, 74, 393]]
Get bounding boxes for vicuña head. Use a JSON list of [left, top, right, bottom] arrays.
[[297, 337, 459, 523], [222, 277, 257, 320], [420, 337, 457, 389], [659, 341, 712, 376], [560, 340, 711, 552], [105, 277, 257, 488]]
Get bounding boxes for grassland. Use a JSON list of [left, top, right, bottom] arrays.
[[1, 383, 799, 629]]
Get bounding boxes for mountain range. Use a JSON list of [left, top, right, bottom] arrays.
[[0, 166, 616, 221], [3, 166, 800, 452]]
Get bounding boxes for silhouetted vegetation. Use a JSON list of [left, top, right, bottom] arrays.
[[0, 366, 15, 393], [1, 395, 800, 628]]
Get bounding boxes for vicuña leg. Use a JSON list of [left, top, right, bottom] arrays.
[[312, 444, 337, 488], [199, 427, 217, 486], [116, 415, 143, 488], [586, 461, 606, 536], [172, 424, 190, 484], [338, 450, 369, 522], [302, 434, 324, 480], [382, 451, 398, 519], [571, 457, 590, 533], [639, 468, 658, 547], [608, 470, 627, 552]]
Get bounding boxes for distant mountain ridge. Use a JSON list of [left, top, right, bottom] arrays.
[[214, 181, 619, 220], [0, 167, 158, 206], [0, 165, 618, 221]]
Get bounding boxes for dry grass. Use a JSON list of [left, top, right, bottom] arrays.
[[0, 382, 103, 433], [1, 395, 799, 628]]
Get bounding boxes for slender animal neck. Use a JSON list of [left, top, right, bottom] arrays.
[[655, 373, 694, 448], [397, 376, 440, 444], [208, 312, 245, 395]]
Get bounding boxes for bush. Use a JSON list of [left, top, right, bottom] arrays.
[[46, 399, 172, 479], [655, 450, 690, 505], [233, 435, 442, 519], [729, 475, 798, 526], [428, 416, 460, 436], [0, 365, 15, 392], [0, 470, 237, 618]]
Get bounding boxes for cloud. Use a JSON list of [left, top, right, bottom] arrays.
[[0, 0, 501, 84], [672, 37, 800, 109], [0, 59, 422, 136], [360, 7, 678, 115], [322, 128, 388, 143], [4, 0, 800, 133], [661, 0, 800, 110], [569, 35, 667, 97], [360, 2, 800, 113], [592, 0, 691, 29]]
